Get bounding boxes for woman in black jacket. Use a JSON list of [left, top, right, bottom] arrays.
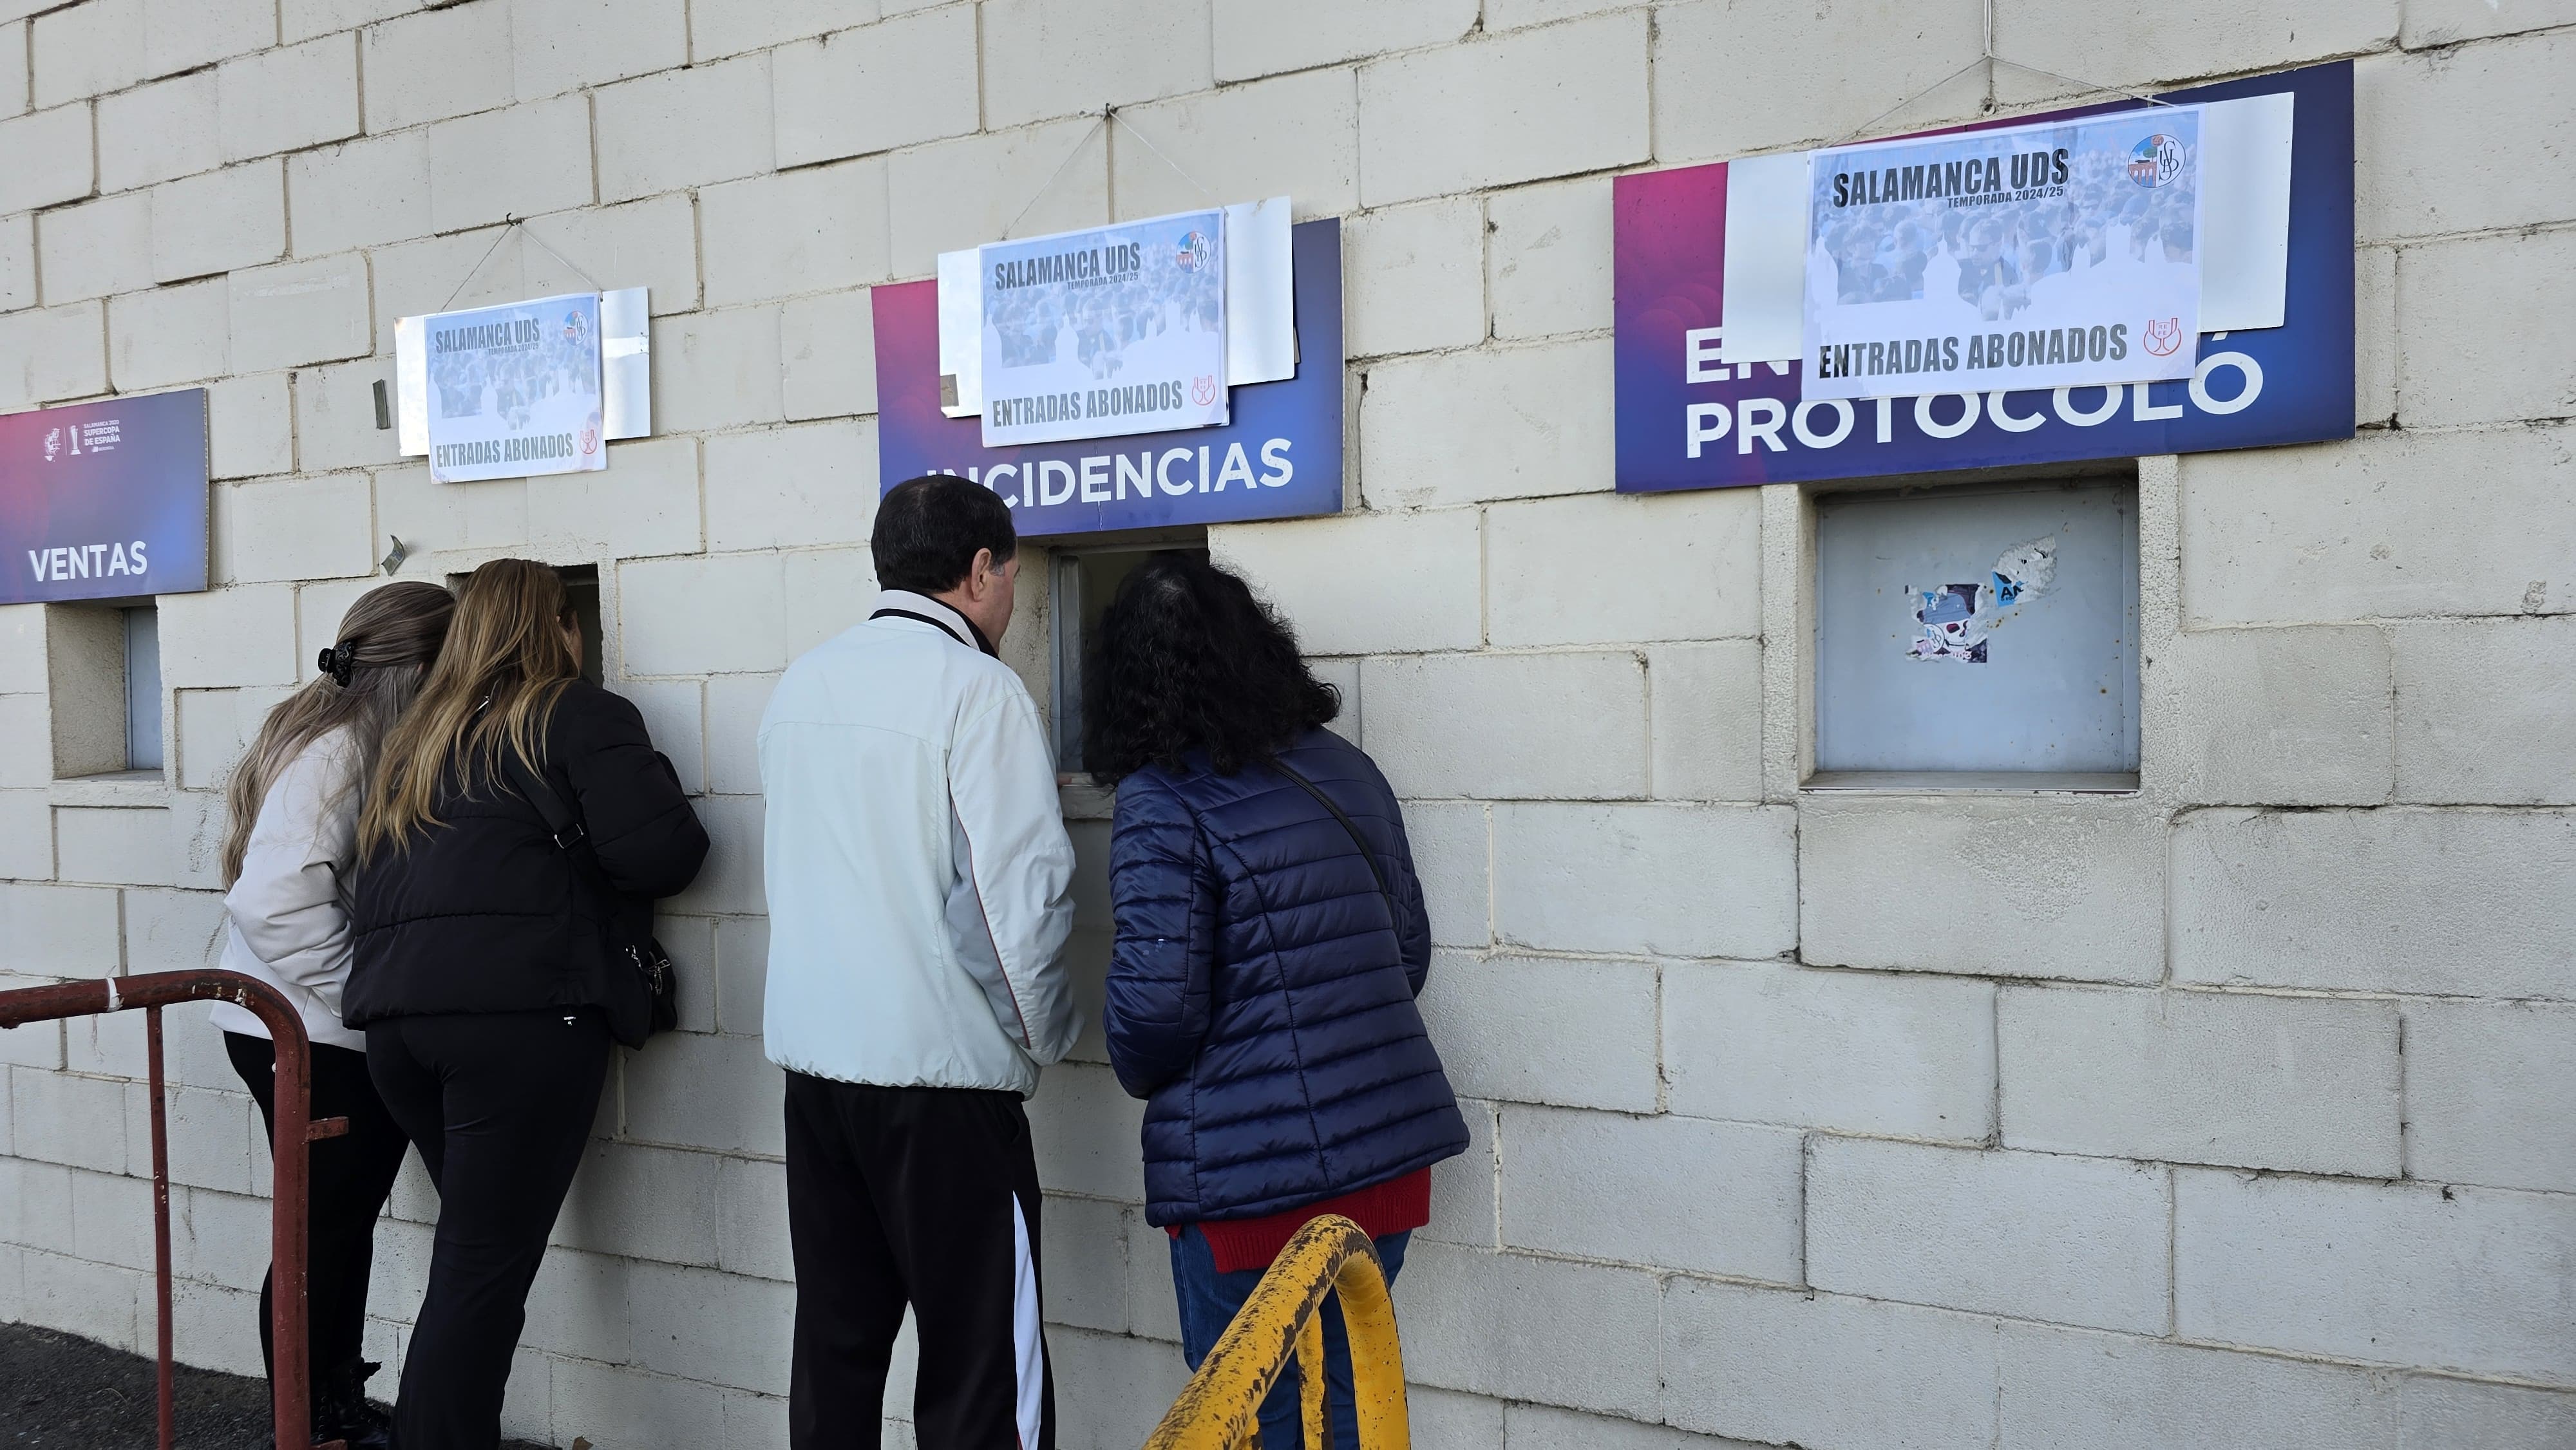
[[344, 558, 708, 1450]]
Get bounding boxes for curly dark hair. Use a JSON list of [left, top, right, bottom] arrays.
[[1083, 552, 1340, 785]]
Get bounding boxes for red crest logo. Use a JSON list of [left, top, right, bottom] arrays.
[[2141, 317, 2184, 357], [1191, 375, 1219, 406], [580, 425, 600, 455]]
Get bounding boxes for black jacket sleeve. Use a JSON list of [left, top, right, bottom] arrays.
[[549, 683, 710, 899]]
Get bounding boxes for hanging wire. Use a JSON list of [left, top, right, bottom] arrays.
[[1833, 0, 2172, 149], [1109, 107, 1220, 206], [998, 115, 1109, 241], [435, 218, 602, 312]]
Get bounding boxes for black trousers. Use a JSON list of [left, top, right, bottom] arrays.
[[784, 1073, 1055, 1450], [223, 1032, 412, 1404], [366, 1009, 611, 1450]]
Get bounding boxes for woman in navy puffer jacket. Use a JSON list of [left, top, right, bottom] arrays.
[[1090, 552, 1467, 1449]]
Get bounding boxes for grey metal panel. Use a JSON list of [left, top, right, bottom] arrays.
[[123, 606, 162, 772], [1814, 482, 2138, 773]]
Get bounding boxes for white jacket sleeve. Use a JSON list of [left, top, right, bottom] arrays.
[[947, 681, 1080, 1066], [223, 737, 361, 1017]]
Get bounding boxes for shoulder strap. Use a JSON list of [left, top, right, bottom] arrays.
[[1271, 758, 1395, 919], [498, 748, 584, 851]]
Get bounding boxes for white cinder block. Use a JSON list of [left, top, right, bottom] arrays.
[[2392, 618, 2576, 805], [0, 883, 123, 977], [1040, 1193, 1130, 1334], [1486, 489, 1761, 647], [773, 8, 980, 169], [9, 1064, 129, 1171], [715, 1155, 791, 1283], [1656, 0, 1984, 164], [1211, 508, 1482, 656], [1361, 650, 1647, 800], [2397, 1376, 2576, 1450], [140, 0, 271, 79], [218, 34, 361, 164], [0, 302, 108, 410], [1401, 802, 1488, 948], [620, 678, 705, 794], [884, 118, 1108, 279], [1025, 1062, 1145, 1203], [1211, 0, 1474, 82], [97, 72, 220, 194], [1997, 1322, 2399, 1450], [1985, 0, 2394, 95], [2000, 985, 2402, 1176], [110, 279, 230, 393], [151, 161, 289, 283], [1810, 1139, 2168, 1333], [361, 2, 514, 132], [1343, 198, 1487, 359], [2403, 0, 2576, 45], [2179, 426, 2576, 623], [2403, 1000, 2576, 1195], [1663, 961, 1994, 1142], [1109, 68, 1361, 222], [2170, 807, 2576, 999], [2163, 625, 2394, 805], [0, 215, 32, 312], [526, 435, 704, 561], [705, 420, 879, 553], [2358, 33, 2576, 241], [1362, 340, 1614, 509], [701, 162, 892, 308], [0, 104, 95, 214], [1492, 802, 1797, 959], [595, 52, 775, 205], [1488, 175, 1613, 341], [31, 0, 144, 108], [528, 194, 703, 319], [2176, 1171, 2576, 1384], [23, 1249, 145, 1353], [1417, 953, 1658, 1113], [1504, 1404, 1747, 1450], [1050, 1326, 1193, 1450], [293, 358, 398, 473], [781, 290, 878, 422], [1407, 1387, 1505, 1450], [287, 130, 431, 258], [0, 19, 21, 115], [701, 671, 778, 798], [429, 97, 594, 234], [517, 1248, 633, 1364], [0, 789, 54, 880], [58, 807, 176, 887], [221, 473, 375, 584], [2355, 243, 2397, 428], [281, 0, 419, 44], [1423, 1098, 1496, 1249], [1358, 14, 1649, 206], [510, 0, 687, 100], [1647, 641, 1763, 802], [1503, 1106, 1803, 1283], [1662, 1279, 2000, 1450], [625, 1031, 786, 1157], [38, 193, 154, 305], [627, 1261, 797, 1395], [553, 1142, 722, 1267], [652, 307, 787, 434], [2398, 229, 2576, 429], [714, 916, 770, 1039], [548, 1357, 729, 1450], [203, 364, 291, 478], [980, 0, 1212, 131], [124, 886, 225, 979], [1800, 797, 2164, 984], [663, 793, 763, 917], [621, 553, 788, 676], [1399, 1244, 1662, 1417], [688, 0, 857, 60], [229, 254, 371, 375], [159, 585, 301, 688]]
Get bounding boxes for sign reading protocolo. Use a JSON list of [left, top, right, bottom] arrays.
[[0, 390, 208, 606], [424, 291, 606, 484]]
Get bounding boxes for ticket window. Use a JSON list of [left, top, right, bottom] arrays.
[[1811, 480, 2139, 789], [46, 601, 162, 778], [1049, 540, 1209, 774]]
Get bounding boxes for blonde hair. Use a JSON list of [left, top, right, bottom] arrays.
[[220, 581, 455, 887], [357, 559, 580, 862]]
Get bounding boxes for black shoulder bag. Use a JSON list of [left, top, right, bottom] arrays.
[[1271, 759, 1399, 928], [502, 751, 679, 1041]]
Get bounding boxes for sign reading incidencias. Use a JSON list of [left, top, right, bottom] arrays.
[[1802, 106, 2204, 401], [425, 291, 606, 484], [980, 209, 1229, 449]]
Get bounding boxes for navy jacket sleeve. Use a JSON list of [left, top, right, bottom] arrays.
[[1103, 773, 1217, 1098], [554, 684, 710, 900]]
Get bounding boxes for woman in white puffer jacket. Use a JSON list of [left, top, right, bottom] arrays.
[[207, 579, 452, 1450]]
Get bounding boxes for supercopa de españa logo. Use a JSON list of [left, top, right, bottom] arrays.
[[43, 428, 61, 462], [1173, 230, 1213, 272], [2128, 133, 2186, 188]]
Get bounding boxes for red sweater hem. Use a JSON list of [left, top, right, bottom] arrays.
[[1173, 1169, 1434, 1274]]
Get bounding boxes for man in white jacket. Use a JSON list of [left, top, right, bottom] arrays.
[[760, 474, 1079, 1450]]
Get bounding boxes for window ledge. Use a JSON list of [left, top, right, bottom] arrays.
[[1801, 770, 2140, 795], [52, 771, 174, 807]]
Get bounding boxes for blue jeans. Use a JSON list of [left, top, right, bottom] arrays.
[[1169, 1225, 1410, 1450]]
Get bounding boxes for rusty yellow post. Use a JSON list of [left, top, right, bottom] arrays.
[[1141, 1214, 1410, 1450]]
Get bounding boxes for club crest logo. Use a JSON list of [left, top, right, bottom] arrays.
[[1190, 375, 1219, 406], [2128, 133, 2186, 188], [2141, 317, 2185, 357], [580, 424, 600, 455], [1173, 230, 1213, 272], [42, 428, 61, 462]]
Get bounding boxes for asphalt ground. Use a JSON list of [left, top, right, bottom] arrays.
[[0, 1322, 547, 1449]]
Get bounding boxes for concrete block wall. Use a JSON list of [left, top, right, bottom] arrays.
[[3, 3, 2573, 1447]]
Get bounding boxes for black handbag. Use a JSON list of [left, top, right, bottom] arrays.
[[502, 750, 679, 1041]]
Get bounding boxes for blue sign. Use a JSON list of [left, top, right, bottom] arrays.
[[1613, 61, 2354, 490], [875, 220, 1343, 538], [0, 388, 209, 605]]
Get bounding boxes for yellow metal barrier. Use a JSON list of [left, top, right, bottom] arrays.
[[1142, 1214, 1410, 1450]]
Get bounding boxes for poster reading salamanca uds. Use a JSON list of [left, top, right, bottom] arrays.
[[425, 292, 607, 484], [1802, 106, 2204, 402], [980, 209, 1229, 449]]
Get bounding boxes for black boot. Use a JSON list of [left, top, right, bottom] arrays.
[[314, 1359, 393, 1450]]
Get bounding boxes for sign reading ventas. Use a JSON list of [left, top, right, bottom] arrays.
[[0, 390, 209, 606], [424, 292, 607, 484]]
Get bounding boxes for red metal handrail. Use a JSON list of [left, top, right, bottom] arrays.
[[0, 970, 350, 1450]]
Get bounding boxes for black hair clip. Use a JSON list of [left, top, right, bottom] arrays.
[[318, 643, 356, 687]]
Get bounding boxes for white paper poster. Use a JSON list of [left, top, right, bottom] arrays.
[[424, 292, 606, 483], [979, 209, 1228, 448], [1801, 106, 2204, 401]]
